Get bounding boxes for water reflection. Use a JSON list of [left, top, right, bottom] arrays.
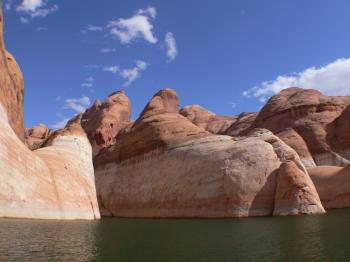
[[1, 209, 350, 261]]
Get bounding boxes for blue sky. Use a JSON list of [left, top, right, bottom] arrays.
[[3, 0, 350, 128]]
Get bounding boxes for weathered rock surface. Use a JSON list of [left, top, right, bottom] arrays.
[[0, 6, 100, 220], [95, 88, 209, 165], [180, 105, 237, 134], [0, 32, 24, 141], [237, 88, 350, 167], [308, 165, 350, 209], [25, 123, 52, 150], [94, 89, 324, 217], [273, 161, 325, 216], [224, 112, 257, 137], [74, 91, 133, 156]]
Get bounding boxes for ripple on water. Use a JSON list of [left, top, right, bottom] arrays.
[[0, 209, 350, 261]]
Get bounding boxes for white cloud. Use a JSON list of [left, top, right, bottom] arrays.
[[120, 60, 148, 87], [5, 0, 12, 11], [100, 48, 116, 53], [87, 24, 103, 32], [30, 4, 58, 17], [17, 0, 43, 12], [65, 96, 91, 113], [81, 76, 94, 88], [36, 26, 47, 31], [20, 17, 29, 24], [16, 0, 58, 18], [243, 58, 350, 102], [165, 32, 177, 62], [137, 7, 157, 19], [103, 65, 119, 74], [108, 7, 157, 44]]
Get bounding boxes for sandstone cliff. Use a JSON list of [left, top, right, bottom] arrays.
[[0, 6, 100, 220], [94, 89, 324, 217], [180, 104, 237, 134], [73, 91, 133, 156], [229, 88, 350, 167]]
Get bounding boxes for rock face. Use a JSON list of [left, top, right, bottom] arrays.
[[273, 161, 324, 216], [74, 91, 133, 156], [0, 6, 100, 220], [95, 88, 209, 165], [180, 105, 237, 134], [225, 112, 257, 137], [0, 30, 24, 141], [94, 89, 324, 218], [308, 165, 350, 209], [235, 88, 350, 167], [25, 123, 52, 150]]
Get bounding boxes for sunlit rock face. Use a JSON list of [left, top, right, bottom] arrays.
[[308, 164, 350, 209], [0, 6, 100, 220], [94, 89, 324, 218], [25, 123, 52, 150], [273, 161, 324, 216], [180, 104, 237, 134], [228, 87, 350, 167], [67, 91, 133, 157]]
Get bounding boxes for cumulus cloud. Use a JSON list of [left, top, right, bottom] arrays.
[[36, 26, 47, 31], [120, 60, 148, 87], [81, 76, 94, 88], [65, 96, 91, 113], [86, 24, 103, 32], [16, 0, 58, 18], [103, 65, 119, 74], [20, 17, 29, 24], [243, 58, 350, 102], [108, 7, 157, 44], [5, 0, 12, 11], [137, 7, 157, 19], [165, 32, 177, 62], [100, 48, 116, 54]]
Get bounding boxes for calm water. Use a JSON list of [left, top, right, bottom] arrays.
[[1, 209, 350, 261]]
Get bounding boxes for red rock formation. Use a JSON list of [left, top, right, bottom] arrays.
[[94, 88, 209, 165], [94, 89, 324, 218], [308, 164, 350, 209], [224, 112, 257, 137], [273, 161, 324, 216], [69, 91, 133, 156], [25, 123, 52, 150], [0, 17, 25, 141], [239, 88, 350, 167], [0, 6, 100, 220], [180, 105, 237, 134]]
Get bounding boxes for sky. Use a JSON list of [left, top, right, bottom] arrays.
[[3, 0, 350, 128]]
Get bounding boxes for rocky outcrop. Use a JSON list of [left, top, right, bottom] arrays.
[[273, 161, 324, 216], [180, 105, 237, 134], [308, 165, 350, 209], [0, 6, 100, 220], [238, 88, 350, 167], [25, 123, 52, 150], [74, 91, 133, 156], [94, 89, 324, 218], [0, 30, 24, 141], [95, 88, 209, 165], [224, 112, 257, 137]]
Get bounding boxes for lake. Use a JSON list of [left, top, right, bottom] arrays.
[[1, 209, 350, 261]]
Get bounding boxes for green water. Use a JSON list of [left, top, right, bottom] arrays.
[[1, 209, 350, 261]]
